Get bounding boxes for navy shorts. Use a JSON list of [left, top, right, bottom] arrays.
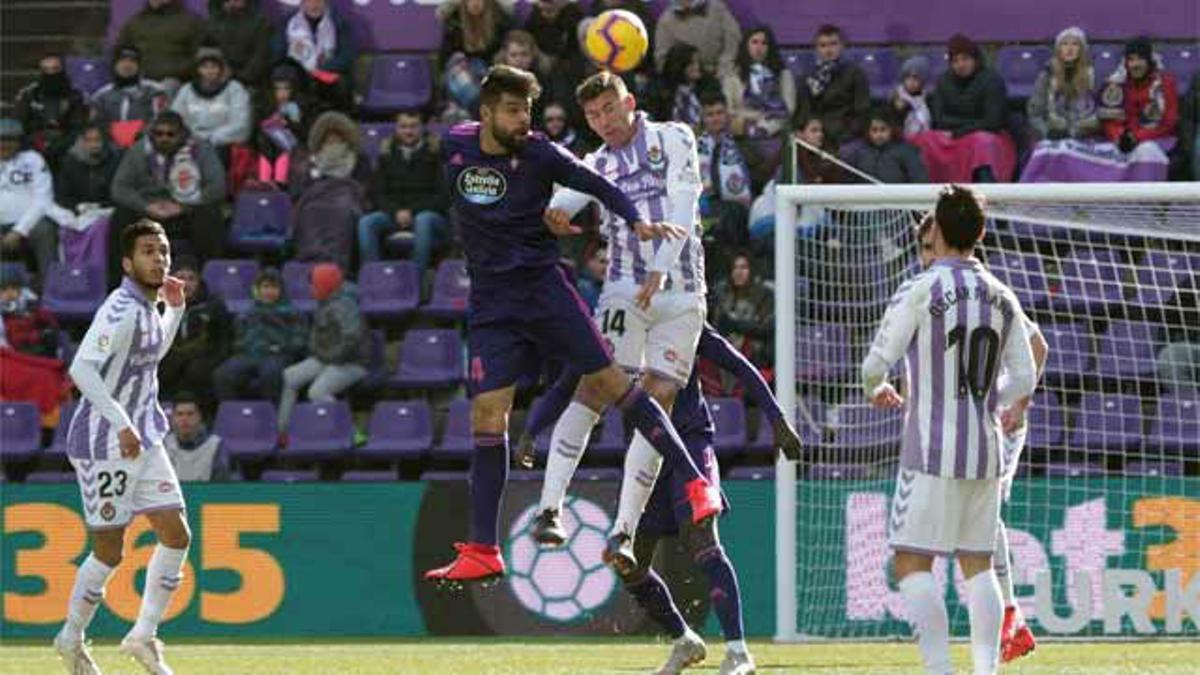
[[637, 429, 729, 537], [468, 265, 612, 396]]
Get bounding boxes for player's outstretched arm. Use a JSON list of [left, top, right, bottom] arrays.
[[545, 139, 644, 232]]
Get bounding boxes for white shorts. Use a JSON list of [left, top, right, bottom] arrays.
[[888, 468, 1000, 558], [69, 447, 185, 530], [595, 288, 705, 385], [1000, 426, 1028, 501]]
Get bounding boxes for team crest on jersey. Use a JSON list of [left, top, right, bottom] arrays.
[[100, 502, 116, 522], [158, 481, 174, 493], [646, 144, 665, 168], [1100, 82, 1124, 108], [457, 166, 507, 205], [97, 334, 111, 352]]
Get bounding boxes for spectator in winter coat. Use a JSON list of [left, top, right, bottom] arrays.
[[212, 267, 308, 402], [723, 27, 795, 139], [271, 0, 359, 113], [654, 0, 741, 79], [541, 101, 588, 156], [90, 45, 169, 149], [710, 251, 773, 375], [891, 56, 932, 137], [13, 54, 88, 171], [171, 47, 253, 161], [115, 0, 206, 84], [158, 256, 233, 404], [438, 0, 514, 117], [524, 0, 583, 68], [55, 124, 121, 213], [1098, 36, 1179, 155], [909, 33, 1016, 182], [243, 63, 311, 190], [0, 119, 59, 280], [1027, 26, 1100, 141], [288, 110, 371, 198], [845, 108, 929, 183], [0, 272, 59, 357], [204, 0, 273, 88], [164, 392, 231, 482], [278, 263, 367, 432], [110, 111, 227, 285], [357, 111, 449, 274], [659, 43, 722, 129], [697, 92, 752, 248], [795, 24, 870, 148]]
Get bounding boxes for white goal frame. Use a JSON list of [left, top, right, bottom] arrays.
[[772, 182, 1200, 642]]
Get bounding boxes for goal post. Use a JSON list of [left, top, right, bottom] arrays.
[[773, 182, 1200, 643]]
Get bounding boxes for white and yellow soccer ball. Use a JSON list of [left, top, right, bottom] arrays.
[[583, 9, 650, 73]]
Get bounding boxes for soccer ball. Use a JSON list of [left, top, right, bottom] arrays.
[[583, 9, 650, 73], [505, 497, 618, 622]]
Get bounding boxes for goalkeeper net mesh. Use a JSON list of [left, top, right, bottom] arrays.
[[778, 184, 1200, 640]]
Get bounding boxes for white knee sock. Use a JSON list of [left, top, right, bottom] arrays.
[[61, 554, 115, 643], [128, 545, 188, 640], [538, 402, 600, 512], [966, 569, 1004, 675], [610, 432, 662, 538], [994, 522, 1015, 608], [898, 571, 952, 675]]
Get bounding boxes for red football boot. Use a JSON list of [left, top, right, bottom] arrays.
[[684, 478, 722, 524], [1000, 606, 1036, 663], [424, 542, 506, 586]]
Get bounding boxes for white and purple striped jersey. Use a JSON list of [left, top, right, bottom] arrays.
[[862, 257, 1037, 480], [550, 113, 706, 295], [66, 278, 183, 461]]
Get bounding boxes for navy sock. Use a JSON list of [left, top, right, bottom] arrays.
[[618, 387, 704, 482], [523, 369, 581, 439], [626, 570, 688, 639], [469, 433, 509, 546], [696, 547, 745, 641]]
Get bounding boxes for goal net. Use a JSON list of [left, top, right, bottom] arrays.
[[772, 182, 1200, 642]]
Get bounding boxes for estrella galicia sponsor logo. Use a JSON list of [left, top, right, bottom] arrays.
[[458, 166, 507, 205]]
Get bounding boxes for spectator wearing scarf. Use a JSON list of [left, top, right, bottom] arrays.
[[794, 24, 869, 148], [723, 27, 796, 139], [171, 46, 253, 156]]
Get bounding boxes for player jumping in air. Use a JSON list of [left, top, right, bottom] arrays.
[[424, 65, 722, 586], [54, 220, 189, 675], [912, 215, 1047, 663], [522, 71, 712, 574], [520, 322, 803, 675], [863, 187, 1038, 675]]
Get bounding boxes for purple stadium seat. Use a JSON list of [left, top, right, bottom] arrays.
[[46, 400, 77, 458], [1090, 44, 1124, 81], [845, 47, 899, 100], [1055, 248, 1123, 312], [341, 469, 397, 482], [588, 409, 627, 460], [23, 471, 77, 483], [281, 260, 316, 313], [1124, 461, 1184, 477], [41, 263, 105, 321], [806, 463, 871, 480], [227, 189, 291, 254], [508, 469, 543, 482], [1147, 392, 1200, 455], [1097, 321, 1159, 379], [832, 405, 903, 454], [727, 466, 774, 481], [202, 259, 260, 314], [710, 397, 748, 456], [986, 250, 1048, 309], [1041, 323, 1093, 379], [359, 260, 420, 320], [261, 469, 320, 483], [360, 123, 393, 167], [391, 329, 464, 388], [358, 329, 388, 391], [0, 402, 41, 461], [1026, 391, 1065, 450], [1137, 249, 1195, 306], [996, 46, 1052, 99], [422, 259, 470, 321], [914, 46, 951, 82], [213, 400, 278, 462], [1159, 44, 1199, 93], [361, 54, 434, 115], [420, 470, 469, 481], [285, 401, 354, 462], [1071, 393, 1143, 453], [781, 49, 814, 82], [66, 56, 110, 98], [433, 398, 472, 461], [358, 400, 433, 461], [0, 262, 29, 286], [796, 323, 853, 381], [1043, 463, 1105, 478]]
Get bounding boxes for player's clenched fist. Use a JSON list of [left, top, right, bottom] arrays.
[[634, 221, 686, 241], [869, 383, 904, 409], [160, 275, 186, 308], [543, 208, 582, 236]]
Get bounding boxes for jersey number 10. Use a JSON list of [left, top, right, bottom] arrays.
[[946, 325, 1001, 401]]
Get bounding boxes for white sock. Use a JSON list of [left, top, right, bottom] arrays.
[[966, 569, 1004, 675], [128, 545, 188, 640], [61, 554, 114, 643], [610, 432, 662, 537], [726, 639, 748, 655], [994, 522, 1016, 608], [538, 402, 600, 512], [898, 572, 953, 675]]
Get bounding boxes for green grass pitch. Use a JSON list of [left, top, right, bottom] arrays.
[[3, 638, 1198, 674]]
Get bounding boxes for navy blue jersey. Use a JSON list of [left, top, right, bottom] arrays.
[[443, 122, 641, 287], [671, 323, 785, 438]]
